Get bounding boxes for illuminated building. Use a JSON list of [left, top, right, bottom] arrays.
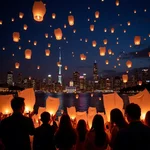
[[7, 71, 13, 86]]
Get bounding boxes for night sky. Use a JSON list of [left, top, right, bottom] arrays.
[[0, 0, 150, 82]]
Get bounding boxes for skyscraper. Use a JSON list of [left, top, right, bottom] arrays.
[[73, 71, 80, 88], [7, 71, 13, 86], [93, 60, 99, 81], [58, 50, 62, 85]]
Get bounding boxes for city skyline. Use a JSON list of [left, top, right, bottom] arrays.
[[0, 0, 150, 81]]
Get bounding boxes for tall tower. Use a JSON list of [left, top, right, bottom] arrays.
[[93, 60, 98, 81], [58, 50, 62, 85]]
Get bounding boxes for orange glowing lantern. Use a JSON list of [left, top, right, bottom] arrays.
[[15, 62, 20, 69], [25, 49, 32, 59], [54, 28, 63, 40], [11, 18, 15, 22], [116, 0, 119, 6], [122, 74, 128, 83], [64, 24, 67, 28], [19, 12, 24, 19], [65, 66, 68, 70], [85, 39, 88, 42], [0, 20, 2, 25], [111, 28, 115, 33], [37, 66, 40, 70], [73, 29, 76, 33], [57, 62, 61, 67], [80, 54, 86, 60], [138, 81, 142, 86], [95, 11, 100, 18], [45, 49, 50, 56], [108, 49, 112, 55], [45, 33, 48, 38], [90, 25, 94, 31], [19, 46, 21, 50], [48, 43, 51, 47], [68, 15, 74, 26], [104, 28, 107, 32], [134, 36, 141, 45], [103, 39, 108, 45], [13, 32, 20, 42], [32, 1, 46, 22], [148, 52, 150, 57], [127, 21, 131, 26], [23, 24, 28, 30], [76, 94, 79, 99], [126, 60, 132, 68], [105, 60, 109, 65], [52, 13, 56, 19], [99, 47, 106, 56], [92, 40, 97, 47], [34, 41, 37, 46], [91, 93, 94, 97]]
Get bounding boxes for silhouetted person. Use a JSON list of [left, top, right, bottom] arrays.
[[110, 108, 128, 149], [145, 111, 150, 127], [0, 97, 35, 150], [76, 120, 88, 150], [55, 114, 77, 150], [85, 114, 109, 150], [113, 103, 150, 150], [33, 112, 57, 150]]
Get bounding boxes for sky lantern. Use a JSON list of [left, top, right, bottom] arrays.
[[0, 20, 2, 25], [148, 52, 150, 57], [64, 66, 68, 70], [122, 74, 128, 83], [32, 1, 46, 22], [99, 47, 106, 56], [95, 11, 100, 18], [127, 21, 131, 26], [126, 60, 132, 68], [76, 94, 79, 99], [68, 15, 74, 26], [54, 28, 63, 40], [19, 12, 24, 19], [64, 24, 67, 28], [134, 10, 136, 14], [45, 49, 50, 56], [11, 18, 15, 22], [117, 58, 120, 61], [103, 39, 108, 45], [23, 24, 28, 30], [34, 41, 37, 46], [15, 62, 20, 69], [111, 28, 115, 33], [105, 60, 109, 65], [85, 38, 88, 42], [19, 46, 21, 50], [138, 81, 142, 86], [52, 13, 56, 19], [92, 40, 97, 47], [124, 29, 126, 33], [37, 66, 40, 70], [134, 36, 141, 45], [104, 28, 107, 32], [48, 43, 51, 47], [90, 25, 94, 31], [108, 49, 112, 55], [57, 62, 61, 67], [73, 29, 76, 33], [116, 0, 119, 6], [80, 54, 86, 60], [13, 32, 20, 42], [45, 33, 48, 38], [2, 47, 5, 51], [25, 49, 32, 59]]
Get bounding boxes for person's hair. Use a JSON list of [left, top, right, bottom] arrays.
[[110, 108, 128, 129], [91, 114, 106, 147], [11, 97, 25, 111], [41, 112, 50, 124], [76, 120, 87, 142], [145, 111, 150, 127], [125, 103, 141, 120]]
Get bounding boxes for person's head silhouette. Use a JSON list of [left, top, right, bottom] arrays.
[[125, 103, 141, 123], [11, 97, 25, 114], [41, 112, 50, 124]]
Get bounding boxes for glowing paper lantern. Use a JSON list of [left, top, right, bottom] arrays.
[[126, 60, 132, 68], [76, 111, 87, 124], [88, 107, 97, 129], [68, 15, 74, 26], [52, 13, 56, 19], [54, 28, 63, 40], [138, 81, 142, 86], [37, 66, 40, 70], [46, 96, 60, 116], [134, 10, 136, 14], [34, 41, 37, 46], [45, 33, 48, 38], [90, 25, 94, 31], [67, 106, 76, 120], [13, 32, 20, 42], [124, 29, 126, 33], [127, 21, 131, 26], [148, 52, 150, 57], [0, 20, 2, 25], [111, 28, 115, 33], [73, 29, 76, 33], [19, 12, 24, 19], [85, 39, 88, 42], [95, 11, 100, 18], [32, 1, 46, 22], [108, 49, 112, 55], [64, 66, 68, 70], [25, 49, 32, 59], [76, 94, 79, 99], [80, 54, 86, 60], [134, 36, 141, 45], [45, 49, 50, 56], [116, 0, 119, 6], [23, 24, 28, 30], [11, 18, 15, 22], [99, 47, 106, 56], [48, 43, 51, 47], [103, 39, 108, 45], [104, 28, 107, 32], [91, 93, 93, 97], [64, 24, 67, 28], [92, 40, 97, 47], [15, 62, 20, 69], [122, 74, 128, 83], [57, 62, 61, 67], [105, 60, 109, 65]]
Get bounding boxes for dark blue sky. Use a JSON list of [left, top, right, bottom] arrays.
[[0, 0, 150, 81]]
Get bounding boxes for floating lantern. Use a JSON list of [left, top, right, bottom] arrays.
[[25, 49, 32, 59], [111, 28, 115, 33], [0, 20, 2, 25], [91, 93, 94, 97], [124, 29, 126, 33], [104, 28, 107, 32], [105, 60, 109, 65], [73, 29, 76, 33], [68, 15, 74, 26], [37, 66, 40, 70], [64, 66, 68, 70], [127, 21, 131, 26], [95, 11, 100, 18], [148, 52, 150, 57], [76, 94, 79, 99], [134, 10, 136, 14], [99, 47, 106, 56], [15, 62, 20, 69], [19, 46, 21, 50], [122, 74, 128, 83], [2, 47, 5, 51], [85, 39, 88, 42], [80, 54, 86, 60], [45, 33, 48, 38], [32, 1, 46, 22], [48, 43, 51, 47], [90, 25, 94, 31], [52, 13, 56, 19], [54, 28, 63, 40], [12, 18, 15, 22], [108, 49, 112, 55], [67, 107, 76, 120], [138, 81, 142, 86], [13, 32, 20, 42], [112, 52, 114, 55], [64, 24, 67, 28], [116, 0, 119, 6], [134, 36, 141, 45], [103, 39, 108, 45], [34, 41, 37, 46], [117, 58, 120, 61], [92, 40, 97, 47], [126, 60, 132, 68], [45, 49, 50, 56], [23, 24, 28, 30], [19, 12, 24, 19]]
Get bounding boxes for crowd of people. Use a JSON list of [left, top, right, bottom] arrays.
[[0, 97, 150, 150]]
